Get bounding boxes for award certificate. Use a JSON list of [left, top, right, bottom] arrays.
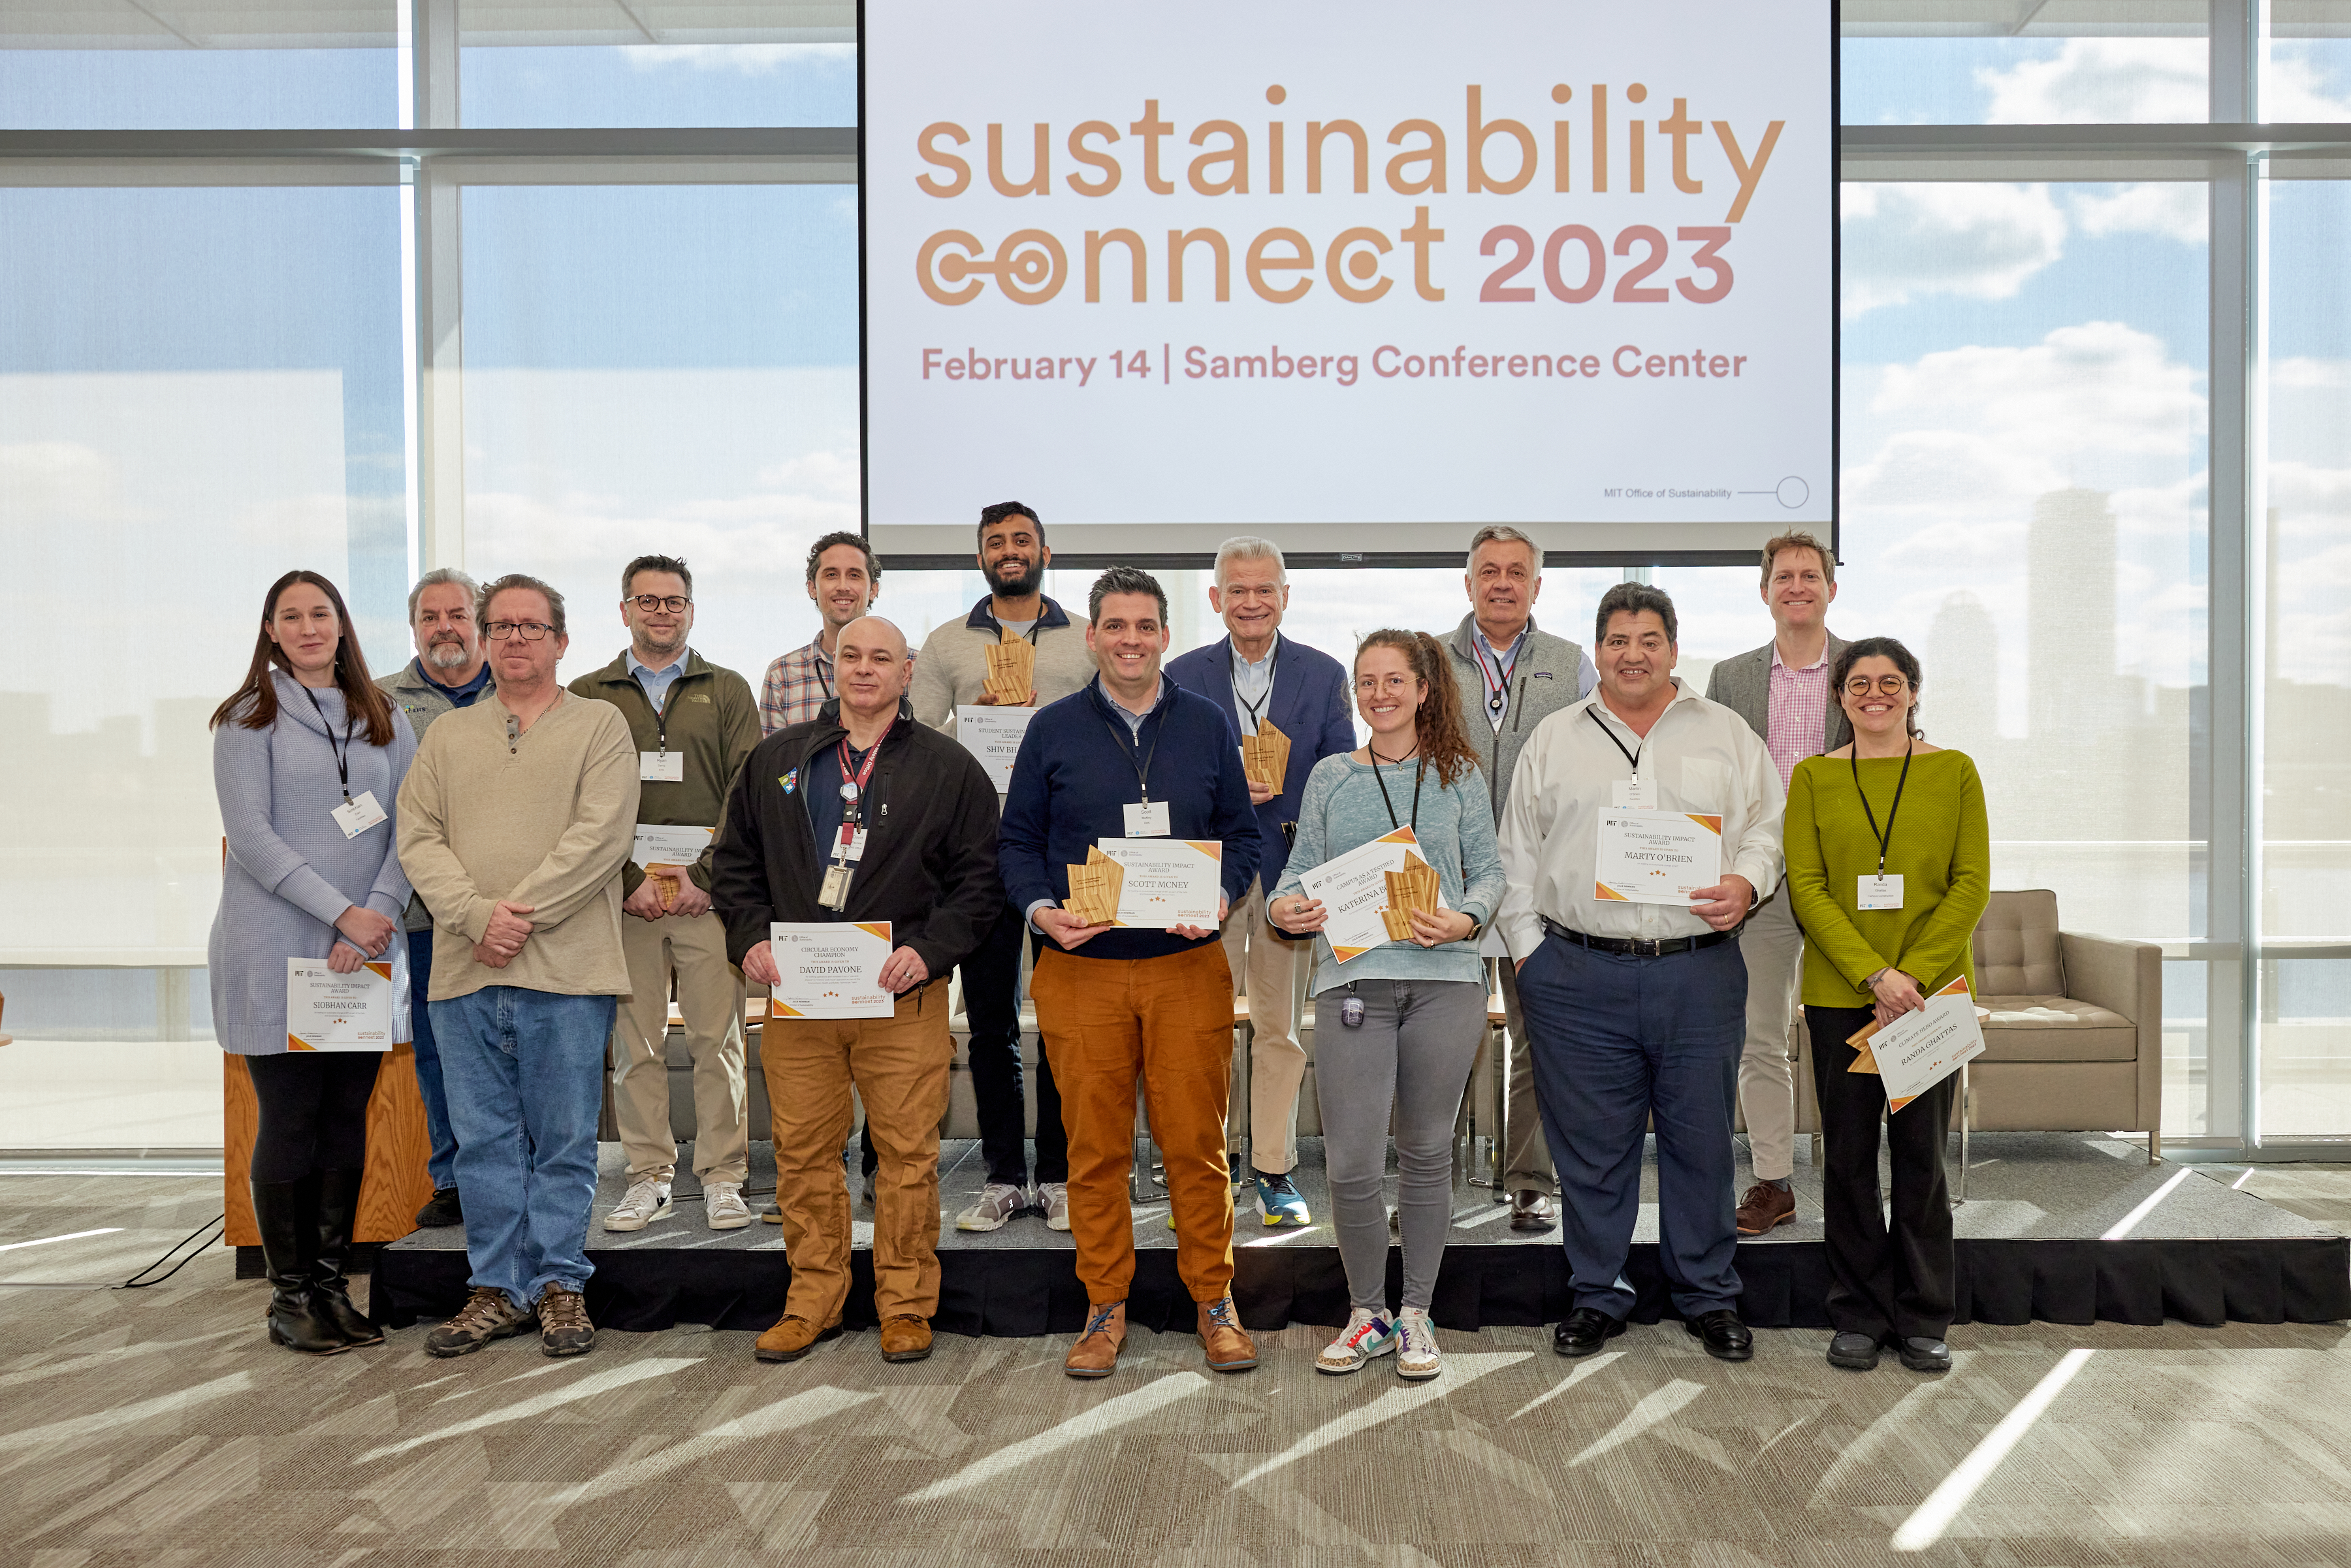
[[954, 705, 1035, 792], [1847, 975, 1986, 1112], [768, 921, 896, 1019], [633, 824, 714, 869], [1297, 827, 1443, 963], [1096, 838, 1223, 927], [1593, 808, 1723, 905], [285, 956, 400, 1051]]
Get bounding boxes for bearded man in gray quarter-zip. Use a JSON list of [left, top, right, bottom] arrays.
[[1440, 526, 1595, 1232]]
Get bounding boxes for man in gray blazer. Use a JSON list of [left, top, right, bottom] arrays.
[[1704, 530, 1850, 1237], [1443, 525, 1595, 1230]]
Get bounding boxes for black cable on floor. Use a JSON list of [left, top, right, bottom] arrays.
[[0, 1213, 229, 1291]]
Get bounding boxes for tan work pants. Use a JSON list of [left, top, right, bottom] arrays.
[[1736, 888, 1802, 1182], [1219, 876, 1305, 1175], [611, 907, 748, 1185]]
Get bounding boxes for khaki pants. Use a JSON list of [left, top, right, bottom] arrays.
[[763, 985, 952, 1324], [1032, 942, 1237, 1306], [1736, 888, 1802, 1182], [1496, 960, 1556, 1196], [610, 908, 748, 1185], [1219, 876, 1305, 1175]]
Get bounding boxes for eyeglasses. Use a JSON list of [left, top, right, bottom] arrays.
[[1843, 675, 1910, 697], [628, 594, 691, 614], [485, 620, 555, 642]]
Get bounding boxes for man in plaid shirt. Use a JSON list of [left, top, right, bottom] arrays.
[[761, 532, 882, 736]]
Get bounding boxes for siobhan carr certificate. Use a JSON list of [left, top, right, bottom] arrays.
[[1593, 808, 1723, 905], [285, 957, 400, 1051], [769, 921, 896, 1019], [1097, 838, 1223, 927]]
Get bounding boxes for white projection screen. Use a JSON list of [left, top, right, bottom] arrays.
[[861, 1, 1835, 564]]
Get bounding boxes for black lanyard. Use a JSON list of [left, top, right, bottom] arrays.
[[1473, 635, 1518, 718], [1588, 708, 1642, 777], [302, 686, 355, 803], [1230, 636, 1279, 732], [1367, 746, 1426, 833], [1851, 739, 1914, 876], [641, 663, 683, 753], [1099, 699, 1160, 804]]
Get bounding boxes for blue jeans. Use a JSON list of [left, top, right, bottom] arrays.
[[430, 985, 616, 1311], [408, 930, 458, 1189], [1517, 933, 1747, 1321]]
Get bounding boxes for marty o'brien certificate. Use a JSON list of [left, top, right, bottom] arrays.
[[1593, 808, 1723, 905], [769, 921, 896, 1019], [285, 957, 398, 1051]]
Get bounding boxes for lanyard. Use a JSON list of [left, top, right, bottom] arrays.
[[1098, 705, 1160, 803], [640, 664, 682, 753], [1587, 708, 1642, 777], [302, 686, 355, 803], [1850, 738, 1915, 876], [1367, 746, 1426, 833], [816, 648, 835, 701], [1472, 634, 1518, 718], [1230, 636, 1279, 731], [836, 735, 883, 825]]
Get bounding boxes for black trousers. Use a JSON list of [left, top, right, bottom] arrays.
[[1808, 1004, 1957, 1343], [246, 1051, 379, 1185]]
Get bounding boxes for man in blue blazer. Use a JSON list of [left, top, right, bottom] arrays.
[[1166, 537, 1357, 1228]]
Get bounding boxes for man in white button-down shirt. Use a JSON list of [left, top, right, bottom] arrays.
[[1496, 583, 1783, 1365]]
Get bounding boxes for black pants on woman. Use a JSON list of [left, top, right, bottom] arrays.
[[1807, 1004, 1957, 1343], [246, 1052, 379, 1183]]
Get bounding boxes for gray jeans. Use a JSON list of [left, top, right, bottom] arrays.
[[1314, 976, 1488, 1313]]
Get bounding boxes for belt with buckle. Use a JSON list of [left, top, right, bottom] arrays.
[[1542, 917, 1738, 957]]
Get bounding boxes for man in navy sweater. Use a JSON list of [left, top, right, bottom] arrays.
[[1000, 566, 1262, 1380]]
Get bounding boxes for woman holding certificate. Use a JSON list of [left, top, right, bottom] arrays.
[[210, 570, 416, 1355], [1783, 637, 1989, 1375], [1269, 630, 1503, 1381]]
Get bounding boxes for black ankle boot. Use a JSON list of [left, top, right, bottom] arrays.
[[312, 1168, 382, 1347], [251, 1179, 346, 1354]]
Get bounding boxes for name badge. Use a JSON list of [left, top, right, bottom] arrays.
[[1857, 874, 1904, 911], [640, 750, 684, 782], [1610, 777, 1651, 810], [1123, 800, 1171, 837], [835, 826, 869, 863], [330, 790, 387, 840]]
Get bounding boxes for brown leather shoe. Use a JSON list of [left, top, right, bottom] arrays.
[[754, 1313, 839, 1363], [878, 1315, 933, 1363], [1196, 1294, 1257, 1373], [1064, 1300, 1126, 1379], [1736, 1181, 1797, 1236]]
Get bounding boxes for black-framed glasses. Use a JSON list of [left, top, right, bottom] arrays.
[[1843, 675, 1910, 697], [628, 594, 692, 614], [485, 620, 555, 642]]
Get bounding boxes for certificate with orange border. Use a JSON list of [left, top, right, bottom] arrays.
[[1096, 838, 1223, 928], [1593, 809, 1723, 905], [769, 921, 896, 1018], [285, 957, 398, 1051], [1297, 826, 1443, 963]]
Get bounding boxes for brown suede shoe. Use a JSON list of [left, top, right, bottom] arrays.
[[754, 1314, 839, 1364], [1736, 1181, 1797, 1236], [1196, 1294, 1257, 1373], [1064, 1300, 1127, 1379], [878, 1315, 933, 1363]]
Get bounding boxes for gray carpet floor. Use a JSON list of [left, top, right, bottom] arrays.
[[5, 1164, 2351, 1565]]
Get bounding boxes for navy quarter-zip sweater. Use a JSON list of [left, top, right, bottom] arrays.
[[999, 675, 1260, 961]]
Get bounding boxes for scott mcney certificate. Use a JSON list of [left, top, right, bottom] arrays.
[[1098, 838, 1223, 928]]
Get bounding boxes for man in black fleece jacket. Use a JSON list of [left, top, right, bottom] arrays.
[[711, 616, 1001, 1366]]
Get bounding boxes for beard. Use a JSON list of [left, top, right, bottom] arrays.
[[424, 638, 473, 671], [987, 554, 1045, 599]]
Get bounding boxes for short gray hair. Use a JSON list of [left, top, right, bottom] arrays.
[[1213, 536, 1287, 588], [478, 572, 569, 639], [1467, 524, 1543, 579], [407, 567, 480, 624]]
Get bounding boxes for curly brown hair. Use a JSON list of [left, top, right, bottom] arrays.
[[1354, 629, 1480, 790]]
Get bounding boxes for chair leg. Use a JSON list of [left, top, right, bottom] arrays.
[[2149, 1129, 2161, 1165], [1953, 1064, 1971, 1209]]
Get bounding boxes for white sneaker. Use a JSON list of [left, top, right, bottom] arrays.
[[602, 1177, 673, 1232], [704, 1181, 751, 1230], [1315, 1307, 1399, 1375], [1396, 1307, 1441, 1381], [956, 1181, 1029, 1232], [1038, 1181, 1072, 1232]]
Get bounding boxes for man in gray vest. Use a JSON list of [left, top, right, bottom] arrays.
[[1704, 530, 1850, 1237], [1441, 526, 1595, 1231]]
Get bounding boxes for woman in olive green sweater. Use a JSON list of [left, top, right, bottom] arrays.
[[1784, 636, 1989, 1375]]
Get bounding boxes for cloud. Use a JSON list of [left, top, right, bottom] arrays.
[[2070, 183, 2204, 245], [618, 43, 853, 75], [1840, 184, 2067, 316], [1979, 39, 2208, 124], [2262, 46, 2351, 121], [1870, 321, 2204, 460]]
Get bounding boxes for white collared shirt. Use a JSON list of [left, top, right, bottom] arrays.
[[1229, 632, 1277, 736], [1495, 679, 1784, 956]]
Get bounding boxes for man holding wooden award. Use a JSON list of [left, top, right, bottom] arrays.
[[1166, 536, 1356, 1228], [999, 566, 1262, 1379], [711, 616, 1004, 1366]]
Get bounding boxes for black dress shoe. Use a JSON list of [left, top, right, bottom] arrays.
[[413, 1187, 463, 1228], [1684, 1309, 1753, 1362], [1553, 1307, 1627, 1357], [1898, 1336, 1951, 1373], [1827, 1332, 1881, 1371]]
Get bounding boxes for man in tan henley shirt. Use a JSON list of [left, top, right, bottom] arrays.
[[397, 572, 639, 1362]]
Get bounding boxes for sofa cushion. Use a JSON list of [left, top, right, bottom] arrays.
[[1972, 888, 2064, 997], [1977, 994, 2139, 1062]]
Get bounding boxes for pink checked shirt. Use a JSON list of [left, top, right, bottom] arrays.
[[1764, 643, 1833, 792]]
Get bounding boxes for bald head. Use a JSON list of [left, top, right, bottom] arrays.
[[835, 614, 913, 728], [839, 615, 908, 660]]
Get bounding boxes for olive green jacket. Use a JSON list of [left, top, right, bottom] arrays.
[[568, 649, 761, 895]]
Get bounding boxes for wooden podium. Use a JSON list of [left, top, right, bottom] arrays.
[[222, 1044, 438, 1247]]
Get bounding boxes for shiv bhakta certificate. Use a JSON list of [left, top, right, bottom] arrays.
[[769, 922, 897, 1019], [1592, 808, 1723, 905], [285, 956, 402, 1051], [1096, 838, 1223, 928], [953, 705, 1036, 792], [1297, 826, 1443, 963]]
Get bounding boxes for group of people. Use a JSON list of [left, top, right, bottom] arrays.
[[208, 512, 1989, 1383]]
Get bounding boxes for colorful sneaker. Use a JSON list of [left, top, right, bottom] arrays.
[[1253, 1170, 1312, 1228], [704, 1181, 752, 1230], [1315, 1307, 1399, 1375], [1038, 1181, 1072, 1232], [601, 1178, 673, 1232], [955, 1181, 1029, 1232], [1395, 1307, 1441, 1381]]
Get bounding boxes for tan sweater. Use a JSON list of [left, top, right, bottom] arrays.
[[396, 688, 641, 1002]]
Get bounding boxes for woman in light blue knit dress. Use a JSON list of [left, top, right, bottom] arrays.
[[210, 570, 415, 1354], [1270, 629, 1504, 1381]]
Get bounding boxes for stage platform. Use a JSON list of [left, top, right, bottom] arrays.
[[372, 1132, 2351, 1337]]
